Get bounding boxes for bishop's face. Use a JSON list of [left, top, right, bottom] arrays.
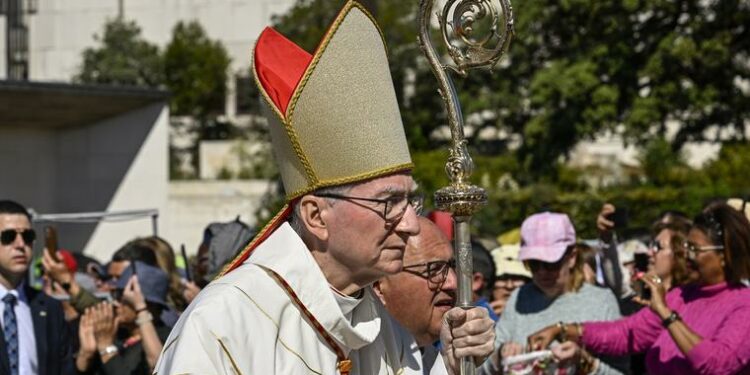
[[323, 173, 421, 286]]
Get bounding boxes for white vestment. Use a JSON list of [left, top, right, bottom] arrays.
[[154, 222, 448, 374]]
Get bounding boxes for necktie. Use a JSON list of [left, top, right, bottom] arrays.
[[3, 293, 18, 375]]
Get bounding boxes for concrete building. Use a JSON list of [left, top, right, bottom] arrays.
[[0, 80, 169, 261], [0, 0, 295, 260]]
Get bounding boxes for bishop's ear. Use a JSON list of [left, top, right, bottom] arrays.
[[298, 195, 330, 241]]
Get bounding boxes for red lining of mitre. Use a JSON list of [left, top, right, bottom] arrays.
[[254, 27, 313, 114], [221, 203, 295, 275]]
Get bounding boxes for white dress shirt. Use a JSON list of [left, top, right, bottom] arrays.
[[0, 282, 39, 375]]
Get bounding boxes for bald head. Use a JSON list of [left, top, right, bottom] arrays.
[[376, 216, 457, 346], [404, 217, 451, 263]]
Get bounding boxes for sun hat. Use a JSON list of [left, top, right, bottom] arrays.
[[518, 212, 576, 263], [491, 244, 532, 278], [115, 261, 169, 307]]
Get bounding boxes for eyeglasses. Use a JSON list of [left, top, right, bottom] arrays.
[[526, 258, 566, 272], [315, 192, 424, 222], [684, 241, 724, 254], [648, 240, 669, 253], [402, 259, 456, 285], [0, 229, 36, 246]]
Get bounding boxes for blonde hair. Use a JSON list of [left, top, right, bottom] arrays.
[[137, 237, 189, 311], [567, 244, 588, 293]]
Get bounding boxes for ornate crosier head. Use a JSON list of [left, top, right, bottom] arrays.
[[418, 0, 513, 216], [439, 0, 514, 75]]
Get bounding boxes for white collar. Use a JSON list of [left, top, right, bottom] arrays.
[[0, 281, 27, 303], [245, 222, 381, 354]]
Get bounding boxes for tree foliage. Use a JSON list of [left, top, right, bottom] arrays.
[[76, 18, 231, 122], [164, 21, 232, 118], [260, 0, 750, 237], [272, 0, 749, 182], [75, 18, 163, 86]]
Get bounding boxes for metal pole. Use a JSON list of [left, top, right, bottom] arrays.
[[151, 213, 159, 236], [417, 1, 514, 373]]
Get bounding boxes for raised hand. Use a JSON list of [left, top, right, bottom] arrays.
[[596, 203, 616, 241], [41, 247, 73, 285], [550, 341, 580, 367], [122, 275, 147, 311], [79, 308, 97, 355], [527, 324, 560, 351], [91, 302, 118, 352]]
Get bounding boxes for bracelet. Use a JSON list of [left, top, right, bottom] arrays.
[[135, 311, 153, 326], [578, 349, 597, 375], [98, 344, 118, 357], [575, 322, 583, 342], [135, 306, 148, 314], [557, 321, 568, 342], [662, 311, 681, 328]]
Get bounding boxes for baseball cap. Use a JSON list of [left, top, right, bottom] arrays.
[[519, 212, 576, 263]]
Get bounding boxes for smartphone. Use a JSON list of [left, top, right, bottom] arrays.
[[130, 259, 138, 278], [605, 208, 628, 229], [633, 278, 652, 301], [44, 226, 60, 261], [181, 244, 192, 282], [634, 253, 650, 273]]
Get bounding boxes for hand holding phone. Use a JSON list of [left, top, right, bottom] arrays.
[[604, 208, 628, 229], [181, 244, 192, 282], [45, 226, 60, 261]]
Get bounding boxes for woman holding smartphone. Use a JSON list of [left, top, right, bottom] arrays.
[[529, 202, 750, 375]]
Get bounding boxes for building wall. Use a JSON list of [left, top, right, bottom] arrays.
[[5, 0, 296, 82], [0, 127, 57, 211], [81, 103, 169, 261], [0, 102, 169, 261], [163, 179, 273, 255]]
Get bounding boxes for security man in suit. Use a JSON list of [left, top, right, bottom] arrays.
[[0, 200, 73, 375]]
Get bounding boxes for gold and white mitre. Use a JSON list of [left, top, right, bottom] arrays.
[[222, 0, 413, 273]]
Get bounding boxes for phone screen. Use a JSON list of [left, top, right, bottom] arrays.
[[634, 253, 650, 273], [45, 226, 59, 261], [605, 208, 628, 229]]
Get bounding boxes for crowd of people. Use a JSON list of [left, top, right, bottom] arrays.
[[2, 195, 750, 374], [0, 199, 259, 374]]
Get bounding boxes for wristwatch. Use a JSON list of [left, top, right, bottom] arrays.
[[662, 311, 682, 327], [99, 345, 118, 356]]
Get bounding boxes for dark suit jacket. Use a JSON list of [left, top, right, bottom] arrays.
[[0, 286, 74, 375]]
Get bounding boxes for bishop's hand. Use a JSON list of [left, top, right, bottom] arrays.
[[439, 306, 495, 374]]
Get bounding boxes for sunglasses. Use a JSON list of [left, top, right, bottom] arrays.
[[526, 258, 566, 272], [684, 241, 724, 254], [0, 229, 36, 246]]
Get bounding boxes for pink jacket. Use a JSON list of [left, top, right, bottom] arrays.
[[583, 282, 750, 375]]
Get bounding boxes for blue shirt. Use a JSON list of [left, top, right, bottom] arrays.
[[475, 297, 499, 321]]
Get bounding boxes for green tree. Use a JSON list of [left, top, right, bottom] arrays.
[[75, 18, 163, 86], [164, 21, 232, 118], [272, 0, 749, 182]]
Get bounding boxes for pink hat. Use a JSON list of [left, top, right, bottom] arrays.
[[519, 212, 576, 263]]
